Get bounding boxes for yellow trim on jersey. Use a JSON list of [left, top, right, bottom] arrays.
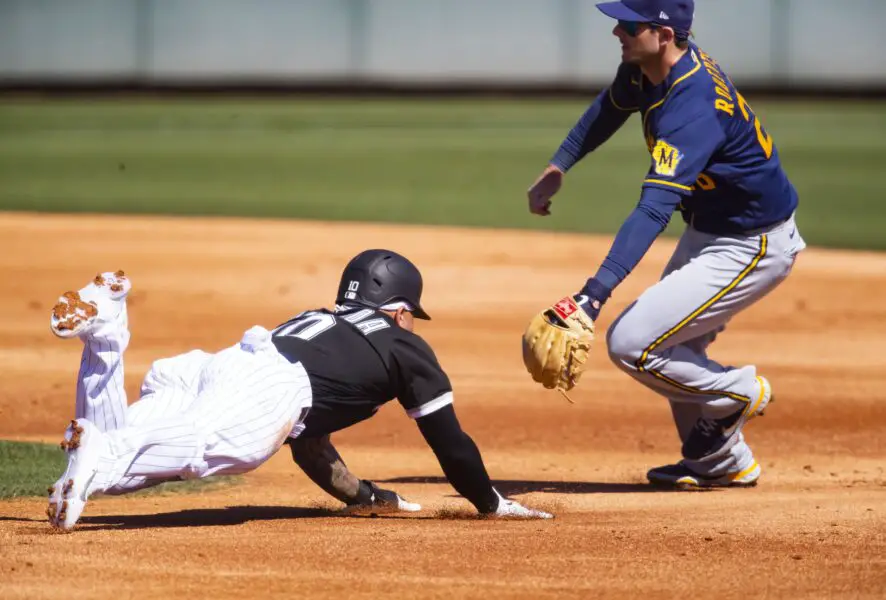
[[634, 234, 769, 402], [644, 178, 694, 191], [642, 59, 703, 134], [608, 86, 638, 112]]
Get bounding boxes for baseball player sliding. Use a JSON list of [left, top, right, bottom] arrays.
[[522, 0, 806, 488], [47, 251, 550, 531]]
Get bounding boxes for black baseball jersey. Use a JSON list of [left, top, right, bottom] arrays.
[[271, 305, 453, 438]]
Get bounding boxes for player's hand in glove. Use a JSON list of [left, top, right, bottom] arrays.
[[345, 480, 421, 514], [522, 295, 596, 397], [527, 165, 564, 216], [368, 481, 422, 512], [484, 489, 553, 519], [522, 278, 610, 399]]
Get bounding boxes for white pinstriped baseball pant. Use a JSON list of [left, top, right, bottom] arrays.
[[74, 321, 312, 495]]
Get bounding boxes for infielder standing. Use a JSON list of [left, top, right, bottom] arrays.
[[47, 251, 549, 530], [525, 0, 805, 487]]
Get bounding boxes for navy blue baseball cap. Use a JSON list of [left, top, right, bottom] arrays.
[[597, 0, 694, 34]]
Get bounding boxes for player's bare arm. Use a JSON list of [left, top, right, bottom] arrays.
[[288, 435, 360, 503], [288, 434, 419, 511]]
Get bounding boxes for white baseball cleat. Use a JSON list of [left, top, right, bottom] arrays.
[[47, 419, 109, 531], [50, 270, 131, 339]]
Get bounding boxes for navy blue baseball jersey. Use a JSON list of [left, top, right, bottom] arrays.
[[605, 44, 797, 234]]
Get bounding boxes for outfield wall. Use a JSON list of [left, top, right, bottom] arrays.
[[0, 0, 882, 90]]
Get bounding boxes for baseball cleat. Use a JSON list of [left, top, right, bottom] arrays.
[[682, 375, 774, 460], [647, 460, 761, 489], [47, 419, 108, 531], [50, 270, 130, 339]]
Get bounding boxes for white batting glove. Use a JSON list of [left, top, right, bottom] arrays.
[[527, 165, 564, 216], [374, 489, 422, 512], [488, 489, 553, 519], [345, 482, 422, 514]]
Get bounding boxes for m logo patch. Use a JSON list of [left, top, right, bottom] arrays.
[[651, 139, 683, 177]]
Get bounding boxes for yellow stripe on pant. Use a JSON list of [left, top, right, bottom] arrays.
[[634, 234, 768, 403]]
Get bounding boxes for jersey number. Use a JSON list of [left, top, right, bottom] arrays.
[[736, 92, 773, 159], [274, 312, 336, 341], [273, 309, 390, 341]]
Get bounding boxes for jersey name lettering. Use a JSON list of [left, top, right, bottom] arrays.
[[355, 318, 390, 335], [698, 50, 735, 117]]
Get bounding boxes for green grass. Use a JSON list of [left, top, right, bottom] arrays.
[[0, 440, 67, 498], [0, 440, 238, 499], [0, 97, 884, 249]]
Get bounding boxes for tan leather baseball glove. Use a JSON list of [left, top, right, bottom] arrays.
[[521, 296, 596, 400]]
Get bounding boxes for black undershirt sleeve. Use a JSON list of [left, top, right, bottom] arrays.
[[415, 404, 499, 514]]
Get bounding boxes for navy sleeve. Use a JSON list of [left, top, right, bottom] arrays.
[[550, 65, 639, 172], [594, 187, 682, 291]]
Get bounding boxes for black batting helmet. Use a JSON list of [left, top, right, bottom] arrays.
[[335, 249, 431, 320]]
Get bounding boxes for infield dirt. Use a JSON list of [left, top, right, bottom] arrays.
[[1, 213, 884, 599]]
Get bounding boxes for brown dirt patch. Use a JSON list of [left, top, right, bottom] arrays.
[[1, 212, 884, 599]]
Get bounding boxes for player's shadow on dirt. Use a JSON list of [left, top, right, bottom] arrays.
[[379, 477, 669, 495], [74, 505, 416, 531]]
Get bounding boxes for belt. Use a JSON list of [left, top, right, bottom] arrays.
[[692, 214, 792, 237], [740, 214, 793, 236]]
